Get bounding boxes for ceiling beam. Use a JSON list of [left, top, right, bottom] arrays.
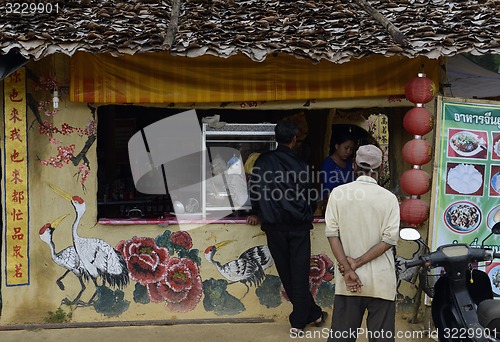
[[354, 0, 409, 47]]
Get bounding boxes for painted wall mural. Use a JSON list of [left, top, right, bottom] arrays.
[[204, 241, 273, 298], [306, 254, 335, 307], [49, 184, 129, 309], [395, 239, 426, 295], [38, 214, 88, 305], [116, 231, 203, 312], [38, 184, 424, 320], [28, 73, 97, 189], [40, 185, 337, 317], [394, 239, 428, 312]]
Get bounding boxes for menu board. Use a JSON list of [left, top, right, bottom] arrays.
[[431, 97, 500, 295]]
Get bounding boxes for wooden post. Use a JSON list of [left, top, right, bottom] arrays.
[[163, 0, 182, 49], [354, 0, 409, 47]]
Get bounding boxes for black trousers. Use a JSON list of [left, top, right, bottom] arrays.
[[265, 230, 322, 329], [328, 295, 395, 342]]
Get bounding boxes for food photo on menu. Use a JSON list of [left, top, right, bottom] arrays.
[[446, 162, 485, 196], [443, 200, 482, 234], [491, 132, 500, 160], [489, 165, 500, 196], [448, 128, 488, 159], [486, 204, 500, 230], [486, 206, 500, 294], [486, 261, 500, 297]]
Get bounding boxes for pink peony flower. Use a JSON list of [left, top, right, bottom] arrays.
[[147, 257, 202, 312], [170, 231, 193, 250], [116, 236, 170, 285], [310, 254, 334, 283], [281, 254, 334, 301]]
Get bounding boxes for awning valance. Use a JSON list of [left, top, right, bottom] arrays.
[[70, 52, 439, 104]]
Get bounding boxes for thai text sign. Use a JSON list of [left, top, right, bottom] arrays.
[[3, 67, 29, 286], [432, 97, 500, 295]]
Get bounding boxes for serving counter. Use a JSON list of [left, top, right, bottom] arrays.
[[98, 216, 326, 225]]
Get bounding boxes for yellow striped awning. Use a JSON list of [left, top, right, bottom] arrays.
[[70, 52, 439, 104]]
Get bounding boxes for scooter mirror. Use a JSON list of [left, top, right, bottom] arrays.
[[481, 222, 500, 247], [400, 227, 421, 241], [492, 222, 500, 235]]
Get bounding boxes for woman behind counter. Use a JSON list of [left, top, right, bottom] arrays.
[[320, 134, 356, 203]]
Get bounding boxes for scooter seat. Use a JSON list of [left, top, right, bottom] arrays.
[[477, 299, 500, 331]]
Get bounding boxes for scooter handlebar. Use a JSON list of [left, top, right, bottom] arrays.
[[404, 246, 496, 269], [405, 259, 423, 268]]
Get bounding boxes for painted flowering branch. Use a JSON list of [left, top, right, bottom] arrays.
[[32, 74, 62, 116], [28, 84, 97, 189], [71, 103, 97, 165]]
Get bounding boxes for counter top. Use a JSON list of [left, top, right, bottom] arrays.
[[98, 216, 326, 225]]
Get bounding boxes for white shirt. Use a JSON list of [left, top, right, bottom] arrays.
[[325, 175, 400, 301]]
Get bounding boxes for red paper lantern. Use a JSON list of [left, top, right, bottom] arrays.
[[400, 169, 431, 195], [400, 198, 430, 225], [402, 139, 432, 165], [403, 106, 433, 136], [405, 73, 435, 104]]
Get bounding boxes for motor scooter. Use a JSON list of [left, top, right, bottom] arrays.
[[401, 223, 500, 342]]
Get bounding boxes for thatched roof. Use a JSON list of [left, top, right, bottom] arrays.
[[0, 0, 499, 63]]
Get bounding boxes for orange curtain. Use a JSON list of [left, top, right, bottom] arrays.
[[70, 52, 439, 104]]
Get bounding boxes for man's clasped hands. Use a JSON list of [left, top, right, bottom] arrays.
[[337, 256, 363, 293]]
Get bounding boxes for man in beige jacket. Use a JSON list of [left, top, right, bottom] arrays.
[[325, 144, 400, 342]]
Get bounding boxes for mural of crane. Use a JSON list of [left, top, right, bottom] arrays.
[[49, 184, 129, 305], [39, 214, 89, 305], [239, 244, 274, 271], [204, 240, 273, 298]]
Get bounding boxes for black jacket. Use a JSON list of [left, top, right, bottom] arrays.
[[249, 145, 316, 231]]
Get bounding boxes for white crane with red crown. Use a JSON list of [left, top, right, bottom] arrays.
[[49, 184, 129, 305], [39, 214, 89, 305]]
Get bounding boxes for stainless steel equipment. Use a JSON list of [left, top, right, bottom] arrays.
[[201, 123, 276, 219]]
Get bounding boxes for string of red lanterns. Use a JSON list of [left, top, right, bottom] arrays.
[[400, 73, 436, 226]]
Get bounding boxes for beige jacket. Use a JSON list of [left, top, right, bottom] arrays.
[[325, 175, 400, 301]]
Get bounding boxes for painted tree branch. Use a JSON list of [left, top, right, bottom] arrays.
[[354, 0, 409, 47], [71, 135, 96, 167], [71, 103, 97, 167], [163, 0, 182, 49], [27, 92, 43, 126], [28, 93, 96, 169]]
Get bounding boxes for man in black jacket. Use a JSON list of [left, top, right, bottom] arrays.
[[248, 119, 326, 334]]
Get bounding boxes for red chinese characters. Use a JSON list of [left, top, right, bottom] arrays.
[[4, 67, 29, 285]]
